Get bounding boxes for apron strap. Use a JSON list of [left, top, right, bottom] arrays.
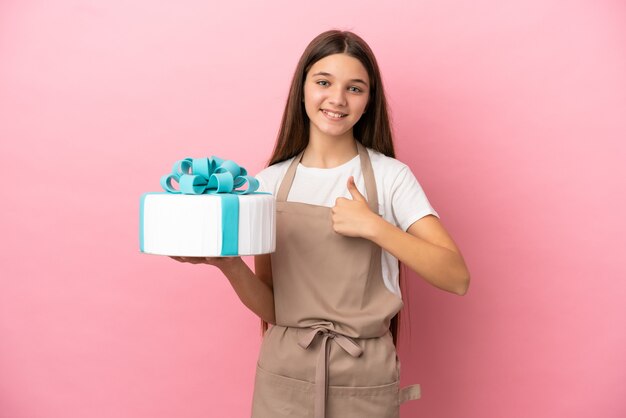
[[396, 355, 421, 403], [399, 384, 422, 403], [356, 141, 379, 214], [298, 328, 363, 418], [276, 150, 304, 202]]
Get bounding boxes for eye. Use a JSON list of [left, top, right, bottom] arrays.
[[348, 86, 363, 93], [316, 80, 330, 87]]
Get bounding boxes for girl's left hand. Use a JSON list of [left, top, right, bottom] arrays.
[[331, 176, 381, 238]]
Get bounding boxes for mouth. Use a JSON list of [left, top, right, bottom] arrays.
[[321, 109, 348, 119]]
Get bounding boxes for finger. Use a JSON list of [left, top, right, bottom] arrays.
[[347, 176, 366, 202], [335, 196, 348, 207]]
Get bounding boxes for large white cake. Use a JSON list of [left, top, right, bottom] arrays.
[[140, 156, 275, 257], [140, 192, 275, 257]]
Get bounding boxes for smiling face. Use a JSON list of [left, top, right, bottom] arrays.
[[303, 53, 370, 142]]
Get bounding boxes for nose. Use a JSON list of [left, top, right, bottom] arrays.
[[328, 85, 347, 107]]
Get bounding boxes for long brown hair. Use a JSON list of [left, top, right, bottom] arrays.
[[268, 30, 395, 164], [262, 30, 407, 346]]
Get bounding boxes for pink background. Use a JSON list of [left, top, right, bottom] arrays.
[[1, 1, 625, 417]]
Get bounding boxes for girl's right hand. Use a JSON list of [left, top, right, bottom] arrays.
[[169, 256, 241, 271]]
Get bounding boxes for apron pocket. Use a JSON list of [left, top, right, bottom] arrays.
[[252, 363, 315, 418], [252, 363, 400, 418], [328, 379, 400, 418]]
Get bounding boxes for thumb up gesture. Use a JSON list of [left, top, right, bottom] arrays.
[[331, 176, 380, 238]]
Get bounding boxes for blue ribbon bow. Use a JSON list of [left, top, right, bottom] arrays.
[[159, 156, 259, 195], [158, 157, 262, 256]]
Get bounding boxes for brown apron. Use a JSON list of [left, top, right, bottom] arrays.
[[251, 141, 421, 418]]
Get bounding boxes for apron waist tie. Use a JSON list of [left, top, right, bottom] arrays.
[[298, 328, 363, 418]]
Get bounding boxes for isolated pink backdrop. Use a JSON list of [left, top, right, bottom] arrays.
[[1, 1, 625, 417]]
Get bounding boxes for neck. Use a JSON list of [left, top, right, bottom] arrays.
[[302, 130, 358, 168]]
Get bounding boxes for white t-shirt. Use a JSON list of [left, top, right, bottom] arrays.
[[254, 147, 439, 299]]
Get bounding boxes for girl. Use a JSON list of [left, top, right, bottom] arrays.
[[173, 30, 470, 418]]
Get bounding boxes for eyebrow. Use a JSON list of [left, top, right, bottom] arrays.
[[311, 71, 369, 86]]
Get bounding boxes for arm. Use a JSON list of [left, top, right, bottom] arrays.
[[366, 214, 470, 296], [170, 255, 276, 323], [332, 177, 470, 296]]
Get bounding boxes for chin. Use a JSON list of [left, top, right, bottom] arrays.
[[322, 129, 351, 138], [315, 123, 352, 138]]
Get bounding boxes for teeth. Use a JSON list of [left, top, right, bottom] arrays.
[[324, 110, 346, 118]]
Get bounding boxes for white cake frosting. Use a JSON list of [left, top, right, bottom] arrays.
[[140, 193, 276, 256]]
